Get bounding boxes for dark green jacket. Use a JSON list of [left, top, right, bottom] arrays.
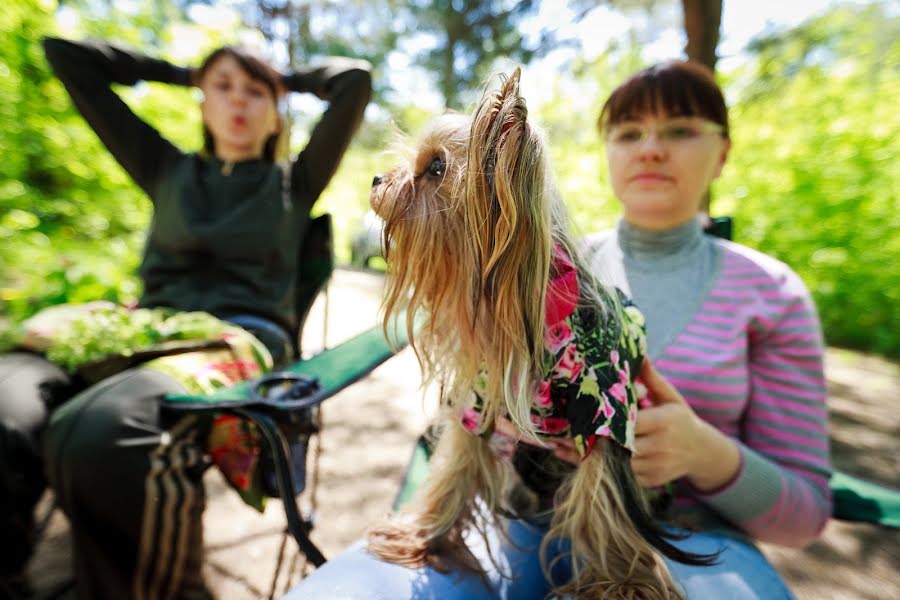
[[43, 37, 371, 335]]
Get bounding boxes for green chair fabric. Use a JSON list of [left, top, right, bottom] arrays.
[[162, 202, 408, 567], [165, 324, 405, 407], [392, 434, 433, 511], [831, 471, 900, 528]]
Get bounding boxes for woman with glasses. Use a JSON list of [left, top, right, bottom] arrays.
[[580, 60, 832, 598]]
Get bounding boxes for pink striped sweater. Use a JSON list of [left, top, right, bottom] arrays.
[[585, 218, 832, 548]]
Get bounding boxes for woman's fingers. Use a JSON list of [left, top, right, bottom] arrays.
[[633, 432, 660, 457], [494, 415, 551, 448], [551, 443, 581, 465], [634, 403, 669, 435], [493, 416, 581, 464], [631, 454, 669, 488], [640, 359, 687, 406]]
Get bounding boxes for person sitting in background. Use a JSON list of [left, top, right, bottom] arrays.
[[0, 35, 370, 598], [580, 60, 832, 597]]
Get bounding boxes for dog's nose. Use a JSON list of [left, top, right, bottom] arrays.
[[372, 174, 383, 187]]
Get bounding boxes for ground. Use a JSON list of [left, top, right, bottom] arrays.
[[28, 268, 900, 599]]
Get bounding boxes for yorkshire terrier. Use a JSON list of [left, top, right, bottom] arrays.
[[366, 69, 711, 599]]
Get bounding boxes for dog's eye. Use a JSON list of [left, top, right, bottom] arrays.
[[427, 157, 445, 177]]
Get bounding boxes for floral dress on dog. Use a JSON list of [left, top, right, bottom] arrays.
[[461, 246, 648, 460], [460, 247, 650, 516]]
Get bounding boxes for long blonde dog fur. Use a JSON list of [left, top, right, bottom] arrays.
[[367, 69, 700, 599]]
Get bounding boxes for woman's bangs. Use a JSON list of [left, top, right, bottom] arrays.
[[599, 62, 729, 136]]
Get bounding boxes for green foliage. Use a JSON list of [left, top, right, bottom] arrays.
[[1, 0, 897, 359], [0, 0, 142, 320], [234, 0, 403, 105], [398, 0, 562, 109], [714, 3, 900, 357], [2, 304, 229, 371], [44, 308, 228, 371], [0, 0, 242, 325]]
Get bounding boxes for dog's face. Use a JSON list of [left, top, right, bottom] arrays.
[[370, 114, 469, 240], [369, 114, 471, 299], [371, 71, 555, 383]]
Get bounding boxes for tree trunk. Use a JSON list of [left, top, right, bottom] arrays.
[[682, 0, 722, 71], [682, 0, 722, 213]]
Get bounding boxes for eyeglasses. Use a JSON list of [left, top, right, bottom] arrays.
[[606, 119, 725, 150]]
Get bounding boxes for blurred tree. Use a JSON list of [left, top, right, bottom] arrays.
[[228, 0, 401, 104], [237, 0, 565, 110], [401, 0, 561, 109], [54, 0, 189, 48], [716, 2, 899, 357], [681, 0, 721, 213], [681, 0, 720, 70], [571, 0, 721, 70]]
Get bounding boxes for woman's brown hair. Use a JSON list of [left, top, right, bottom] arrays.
[[598, 61, 729, 139], [195, 46, 286, 162]]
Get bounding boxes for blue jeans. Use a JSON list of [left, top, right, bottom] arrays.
[[283, 520, 794, 600]]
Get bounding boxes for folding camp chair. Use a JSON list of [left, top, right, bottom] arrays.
[[162, 325, 405, 568], [28, 213, 404, 599], [160, 212, 407, 584]]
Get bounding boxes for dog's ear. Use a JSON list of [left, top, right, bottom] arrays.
[[456, 68, 554, 419], [464, 68, 551, 342]]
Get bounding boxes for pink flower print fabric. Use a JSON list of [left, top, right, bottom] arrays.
[[462, 246, 649, 459]]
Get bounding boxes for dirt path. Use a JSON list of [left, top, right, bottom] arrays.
[[27, 268, 899, 599], [760, 348, 900, 600]]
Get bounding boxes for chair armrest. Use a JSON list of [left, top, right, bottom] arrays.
[[831, 471, 900, 528], [164, 322, 407, 407], [160, 322, 408, 567]]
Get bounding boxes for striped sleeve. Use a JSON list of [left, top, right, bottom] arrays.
[[695, 254, 833, 547]]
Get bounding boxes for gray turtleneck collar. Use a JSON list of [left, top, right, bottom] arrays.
[[592, 217, 721, 359], [617, 217, 704, 265]]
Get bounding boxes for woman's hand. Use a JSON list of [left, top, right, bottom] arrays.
[[633, 360, 741, 492], [494, 416, 581, 464], [494, 359, 743, 487]]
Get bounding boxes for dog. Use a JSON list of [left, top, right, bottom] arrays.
[[366, 69, 711, 599]]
